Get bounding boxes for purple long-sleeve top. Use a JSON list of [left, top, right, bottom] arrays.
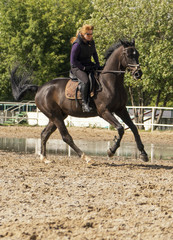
[[70, 42, 100, 70]]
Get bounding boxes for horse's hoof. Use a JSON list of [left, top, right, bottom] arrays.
[[44, 159, 52, 164], [81, 153, 95, 164], [40, 154, 51, 164], [107, 149, 114, 158], [140, 154, 149, 162]]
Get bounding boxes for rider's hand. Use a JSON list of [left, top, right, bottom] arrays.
[[96, 65, 104, 70], [84, 66, 93, 72], [93, 64, 103, 71]]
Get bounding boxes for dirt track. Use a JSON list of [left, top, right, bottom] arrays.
[[0, 126, 173, 240], [0, 125, 173, 143]]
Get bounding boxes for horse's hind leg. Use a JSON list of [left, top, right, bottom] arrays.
[[53, 116, 92, 162], [40, 121, 57, 161], [117, 107, 149, 162]]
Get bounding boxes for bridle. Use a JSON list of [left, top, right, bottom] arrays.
[[127, 63, 141, 77], [96, 46, 142, 78], [122, 47, 142, 78]]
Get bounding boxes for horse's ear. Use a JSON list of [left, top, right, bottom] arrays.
[[119, 39, 125, 46], [132, 38, 135, 46], [119, 39, 127, 47]]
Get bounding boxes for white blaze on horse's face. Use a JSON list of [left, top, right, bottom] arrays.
[[127, 47, 139, 63], [133, 50, 137, 55], [124, 47, 143, 79]]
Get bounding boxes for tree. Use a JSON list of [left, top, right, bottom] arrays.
[[0, 0, 93, 100], [90, 0, 173, 127]]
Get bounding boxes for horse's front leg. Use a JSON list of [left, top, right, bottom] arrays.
[[116, 107, 149, 162], [100, 110, 124, 157]]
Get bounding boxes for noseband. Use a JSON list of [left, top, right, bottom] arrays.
[[127, 63, 141, 73], [122, 47, 142, 77]]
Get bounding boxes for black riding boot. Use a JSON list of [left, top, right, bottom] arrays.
[[80, 82, 92, 112]]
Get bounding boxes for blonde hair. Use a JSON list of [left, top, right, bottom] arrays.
[[70, 24, 94, 44]]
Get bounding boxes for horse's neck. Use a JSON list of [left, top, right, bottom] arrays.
[[104, 47, 123, 71], [101, 47, 125, 89]]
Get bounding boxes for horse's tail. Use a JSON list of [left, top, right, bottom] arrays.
[[10, 66, 39, 101]]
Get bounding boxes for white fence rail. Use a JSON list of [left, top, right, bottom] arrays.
[[125, 106, 173, 131], [0, 102, 173, 131]]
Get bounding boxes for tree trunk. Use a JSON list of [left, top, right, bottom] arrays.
[[153, 89, 161, 122], [129, 86, 138, 119], [137, 88, 144, 130], [154, 93, 169, 130], [128, 86, 144, 129]]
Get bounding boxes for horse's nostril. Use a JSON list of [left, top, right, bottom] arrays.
[[134, 70, 142, 79], [135, 72, 140, 78]]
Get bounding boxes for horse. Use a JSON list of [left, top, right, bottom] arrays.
[[10, 39, 149, 163]]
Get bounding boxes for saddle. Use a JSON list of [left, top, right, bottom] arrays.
[[65, 71, 101, 100]]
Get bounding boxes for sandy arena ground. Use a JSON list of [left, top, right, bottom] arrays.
[[0, 126, 173, 240]]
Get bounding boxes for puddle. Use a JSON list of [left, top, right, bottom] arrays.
[[0, 137, 172, 161]]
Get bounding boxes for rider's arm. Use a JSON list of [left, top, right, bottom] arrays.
[[93, 42, 100, 67], [70, 43, 85, 70]]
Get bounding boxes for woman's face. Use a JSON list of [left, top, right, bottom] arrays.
[[83, 30, 93, 41]]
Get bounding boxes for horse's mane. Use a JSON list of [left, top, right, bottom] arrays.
[[104, 39, 134, 61]]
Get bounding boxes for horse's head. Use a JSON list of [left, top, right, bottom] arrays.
[[120, 39, 143, 79]]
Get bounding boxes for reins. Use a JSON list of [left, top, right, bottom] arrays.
[[96, 64, 141, 75], [56, 70, 126, 77], [96, 70, 125, 74], [56, 71, 70, 77], [56, 64, 139, 77]]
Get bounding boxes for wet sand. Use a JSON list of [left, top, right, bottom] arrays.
[[0, 126, 173, 239], [0, 125, 173, 144]]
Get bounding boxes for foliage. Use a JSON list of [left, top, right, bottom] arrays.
[[90, 0, 173, 107], [0, 0, 93, 100], [0, 0, 172, 108]]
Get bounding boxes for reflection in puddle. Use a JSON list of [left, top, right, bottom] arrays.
[[0, 137, 172, 161]]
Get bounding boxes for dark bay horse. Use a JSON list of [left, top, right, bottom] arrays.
[[10, 39, 149, 163]]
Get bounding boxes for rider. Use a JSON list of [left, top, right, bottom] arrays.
[[70, 24, 100, 112]]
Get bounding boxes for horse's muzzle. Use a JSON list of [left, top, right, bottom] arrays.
[[128, 64, 143, 79], [134, 69, 143, 79]]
